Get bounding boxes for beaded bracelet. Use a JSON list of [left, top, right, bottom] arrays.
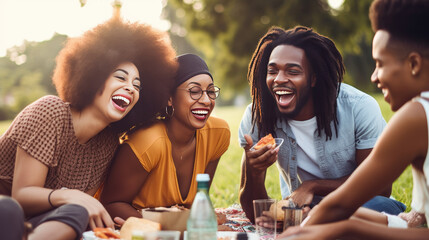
[[48, 189, 56, 208]]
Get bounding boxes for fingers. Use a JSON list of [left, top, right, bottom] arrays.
[[89, 213, 113, 230], [101, 210, 115, 229], [85, 201, 114, 229], [247, 147, 278, 170], [89, 219, 96, 230], [114, 217, 125, 227], [94, 215, 104, 229]]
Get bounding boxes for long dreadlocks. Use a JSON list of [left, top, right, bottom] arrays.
[[248, 26, 344, 140]]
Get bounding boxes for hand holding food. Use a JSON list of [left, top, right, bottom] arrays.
[[253, 134, 276, 150]]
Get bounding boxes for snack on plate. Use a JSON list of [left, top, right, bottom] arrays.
[[253, 134, 275, 150], [269, 199, 291, 221], [216, 212, 227, 225], [217, 225, 234, 231], [120, 217, 161, 240], [93, 227, 121, 239]]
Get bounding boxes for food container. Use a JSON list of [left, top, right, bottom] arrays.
[[141, 207, 190, 233]]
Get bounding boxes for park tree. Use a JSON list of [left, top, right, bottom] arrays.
[[0, 34, 67, 120], [165, 0, 376, 102]]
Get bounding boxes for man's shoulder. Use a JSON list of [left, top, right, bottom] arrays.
[[337, 83, 376, 106], [338, 83, 369, 98]]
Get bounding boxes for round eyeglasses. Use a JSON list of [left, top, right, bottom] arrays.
[[177, 86, 220, 100]]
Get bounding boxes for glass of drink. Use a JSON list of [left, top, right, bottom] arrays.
[[253, 199, 277, 239]]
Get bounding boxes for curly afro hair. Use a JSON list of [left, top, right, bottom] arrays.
[[52, 17, 178, 133]]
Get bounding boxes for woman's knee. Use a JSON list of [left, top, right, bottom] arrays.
[[55, 204, 89, 235], [32, 204, 89, 240], [0, 196, 25, 222]]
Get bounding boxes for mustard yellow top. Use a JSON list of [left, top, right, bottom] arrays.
[[125, 116, 230, 209]]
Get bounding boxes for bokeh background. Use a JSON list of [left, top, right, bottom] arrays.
[[0, 0, 412, 209]]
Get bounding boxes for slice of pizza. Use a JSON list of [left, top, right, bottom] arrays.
[[253, 133, 276, 150]]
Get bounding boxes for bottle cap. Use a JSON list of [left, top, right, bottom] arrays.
[[196, 173, 210, 182]]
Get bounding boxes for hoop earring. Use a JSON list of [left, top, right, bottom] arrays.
[[165, 106, 174, 118]]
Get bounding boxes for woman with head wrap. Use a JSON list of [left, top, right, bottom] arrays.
[[100, 53, 230, 223]]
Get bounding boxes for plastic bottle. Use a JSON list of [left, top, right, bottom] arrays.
[[186, 173, 217, 240]]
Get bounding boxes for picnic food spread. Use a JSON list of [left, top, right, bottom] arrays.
[[93, 228, 121, 239], [253, 134, 276, 150]]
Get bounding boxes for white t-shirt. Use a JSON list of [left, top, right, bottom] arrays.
[[411, 92, 429, 223], [288, 117, 324, 181]]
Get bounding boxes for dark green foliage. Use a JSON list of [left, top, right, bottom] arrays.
[[165, 0, 376, 99], [0, 34, 67, 120]]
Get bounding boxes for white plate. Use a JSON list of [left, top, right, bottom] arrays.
[[82, 231, 97, 240], [82, 230, 122, 240], [250, 138, 284, 151]]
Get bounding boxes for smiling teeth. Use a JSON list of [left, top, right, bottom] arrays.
[[192, 110, 208, 115], [276, 90, 293, 95], [112, 96, 130, 105]]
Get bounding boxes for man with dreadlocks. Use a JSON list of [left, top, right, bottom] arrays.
[[238, 26, 405, 222]]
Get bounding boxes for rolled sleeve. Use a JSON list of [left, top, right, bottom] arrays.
[[354, 95, 386, 149], [238, 104, 255, 147]]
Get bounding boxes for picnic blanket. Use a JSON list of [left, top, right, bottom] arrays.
[[215, 204, 256, 233], [215, 204, 277, 240]]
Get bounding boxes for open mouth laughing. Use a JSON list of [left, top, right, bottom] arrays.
[[274, 88, 295, 108], [191, 108, 210, 121], [112, 94, 131, 112]]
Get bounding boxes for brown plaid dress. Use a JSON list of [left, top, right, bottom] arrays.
[[0, 95, 119, 194]]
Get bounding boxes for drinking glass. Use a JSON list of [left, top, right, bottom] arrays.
[[253, 199, 277, 239]]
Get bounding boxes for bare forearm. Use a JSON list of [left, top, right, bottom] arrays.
[[13, 186, 56, 216], [342, 218, 429, 240], [239, 158, 268, 222], [301, 175, 392, 198], [105, 202, 141, 221], [303, 177, 348, 197]]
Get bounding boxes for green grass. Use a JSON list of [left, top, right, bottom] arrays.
[[0, 120, 11, 135], [0, 94, 412, 210]]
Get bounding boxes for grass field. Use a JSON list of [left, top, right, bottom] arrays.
[[0, 94, 413, 210]]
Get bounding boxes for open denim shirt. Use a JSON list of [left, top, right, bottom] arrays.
[[238, 83, 386, 200]]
